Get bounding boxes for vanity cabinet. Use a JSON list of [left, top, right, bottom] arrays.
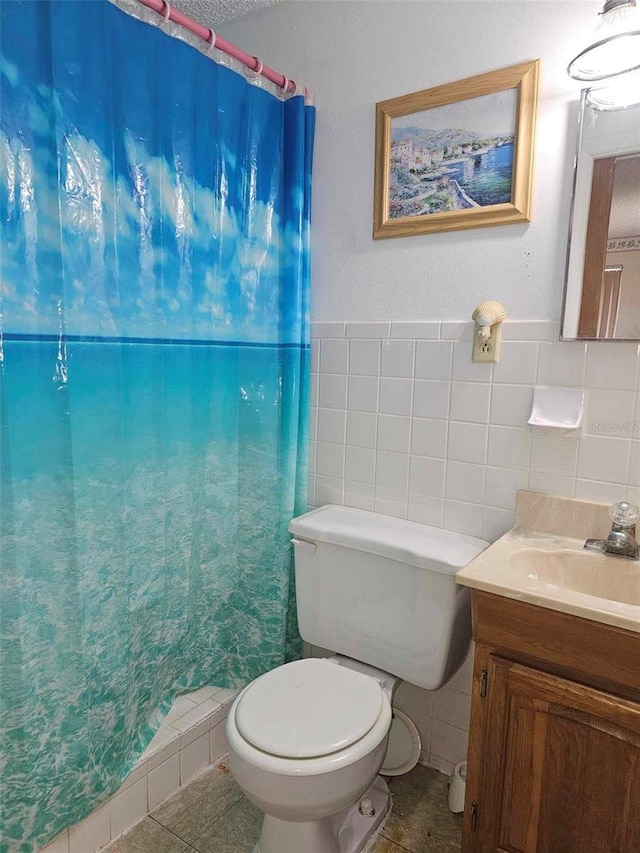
[[462, 591, 640, 853]]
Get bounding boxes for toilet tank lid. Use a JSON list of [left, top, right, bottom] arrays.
[[289, 505, 489, 574]]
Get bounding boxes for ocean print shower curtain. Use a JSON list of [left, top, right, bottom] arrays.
[[0, 1, 313, 849]]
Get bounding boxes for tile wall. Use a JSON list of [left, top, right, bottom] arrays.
[[309, 318, 640, 770], [310, 320, 640, 538], [40, 687, 238, 853]]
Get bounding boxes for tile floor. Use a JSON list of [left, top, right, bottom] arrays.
[[104, 761, 462, 853]]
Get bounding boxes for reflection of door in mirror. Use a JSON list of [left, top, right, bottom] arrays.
[[579, 153, 640, 339]]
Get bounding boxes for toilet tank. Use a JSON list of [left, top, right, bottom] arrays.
[[289, 505, 488, 691]]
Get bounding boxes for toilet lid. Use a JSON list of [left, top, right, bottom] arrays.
[[235, 658, 384, 759]]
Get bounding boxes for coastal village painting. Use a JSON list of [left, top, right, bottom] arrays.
[[388, 88, 518, 219]]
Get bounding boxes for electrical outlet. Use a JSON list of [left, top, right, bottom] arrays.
[[472, 323, 502, 363]]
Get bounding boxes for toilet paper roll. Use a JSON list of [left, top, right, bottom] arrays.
[[448, 760, 467, 814]]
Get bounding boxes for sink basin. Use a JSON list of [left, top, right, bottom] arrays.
[[456, 492, 640, 634], [509, 547, 640, 608]]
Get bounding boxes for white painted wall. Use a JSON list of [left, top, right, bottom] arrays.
[[220, 0, 602, 323]]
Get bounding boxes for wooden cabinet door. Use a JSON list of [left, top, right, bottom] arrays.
[[467, 656, 640, 853]]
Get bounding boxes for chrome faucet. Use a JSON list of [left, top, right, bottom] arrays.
[[584, 501, 640, 560]]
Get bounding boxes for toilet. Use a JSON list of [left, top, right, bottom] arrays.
[[226, 505, 488, 853]]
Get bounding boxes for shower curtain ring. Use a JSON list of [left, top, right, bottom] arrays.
[[252, 57, 263, 76], [208, 28, 217, 50], [281, 75, 290, 95], [162, 0, 171, 22]]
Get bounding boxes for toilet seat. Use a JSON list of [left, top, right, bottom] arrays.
[[226, 662, 393, 777], [235, 658, 384, 759]]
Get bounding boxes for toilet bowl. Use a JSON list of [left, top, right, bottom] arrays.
[[226, 505, 489, 853], [226, 656, 396, 853]]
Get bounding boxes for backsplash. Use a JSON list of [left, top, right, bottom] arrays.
[[309, 320, 640, 541]]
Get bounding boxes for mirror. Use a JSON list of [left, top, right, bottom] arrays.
[[562, 91, 640, 340]]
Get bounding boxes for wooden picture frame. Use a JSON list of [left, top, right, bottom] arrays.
[[373, 60, 539, 239]]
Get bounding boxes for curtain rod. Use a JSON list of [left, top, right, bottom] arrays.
[[136, 0, 306, 97]]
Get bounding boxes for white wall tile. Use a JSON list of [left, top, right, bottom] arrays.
[[585, 389, 635, 438], [394, 681, 435, 721], [180, 732, 210, 785], [528, 471, 575, 498], [574, 479, 627, 504], [490, 384, 534, 428], [377, 415, 411, 453], [110, 777, 148, 841], [346, 322, 390, 338], [315, 475, 344, 505], [408, 494, 444, 527], [443, 500, 483, 537], [311, 340, 320, 373], [586, 342, 640, 390], [447, 650, 474, 695], [348, 375, 379, 412], [309, 406, 318, 441], [530, 433, 579, 477], [430, 720, 469, 767], [148, 753, 180, 810], [537, 342, 586, 387], [441, 321, 474, 341], [487, 426, 532, 470], [320, 339, 349, 374], [376, 451, 409, 491], [346, 411, 377, 448], [118, 762, 147, 792], [413, 380, 450, 419], [411, 418, 447, 458], [446, 461, 486, 504], [433, 688, 472, 732], [492, 342, 538, 385], [315, 442, 345, 479], [450, 382, 491, 423], [577, 435, 630, 483], [381, 340, 415, 378], [409, 456, 446, 497], [308, 440, 316, 474], [628, 441, 640, 487], [180, 717, 211, 750], [502, 321, 559, 341], [374, 486, 408, 518], [391, 321, 440, 340], [68, 803, 110, 853], [310, 372, 319, 407], [344, 481, 375, 510], [452, 340, 492, 382], [415, 341, 453, 380], [345, 446, 376, 484], [209, 721, 229, 764], [482, 506, 515, 542], [318, 373, 347, 409], [311, 322, 346, 338], [165, 695, 196, 724], [317, 408, 346, 444], [145, 733, 181, 772], [349, 339, 380, 376], [448, 422, 488, 465], [485, 467, 528, 510], [41, 832, 70, 853], [379, 378, 412, 416]]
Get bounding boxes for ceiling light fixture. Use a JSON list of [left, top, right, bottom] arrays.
[[567, 0, 640, 82]]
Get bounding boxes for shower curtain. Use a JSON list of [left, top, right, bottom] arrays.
[[0, 0, 313, 849]]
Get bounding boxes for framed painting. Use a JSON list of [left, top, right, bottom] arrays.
[[373, 60, 539, 239]]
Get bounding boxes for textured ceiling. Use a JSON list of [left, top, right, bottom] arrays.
[[173, 0, 284, 27]]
